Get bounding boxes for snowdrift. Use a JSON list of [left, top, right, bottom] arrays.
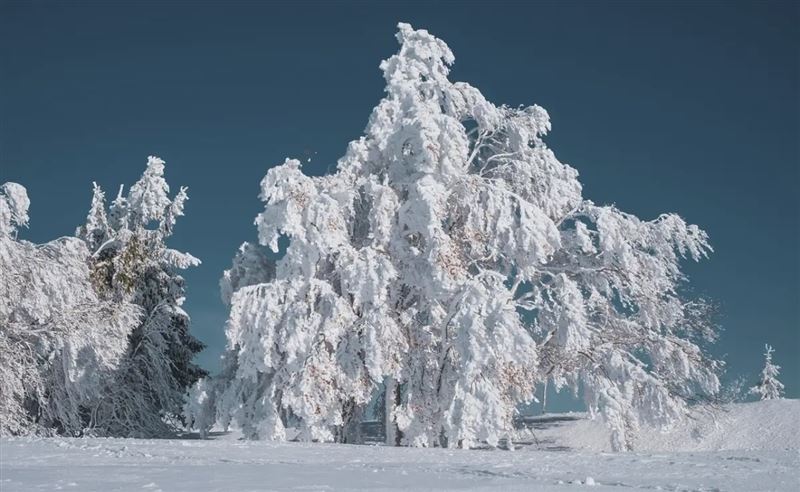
[[520, 399, 800, 452]]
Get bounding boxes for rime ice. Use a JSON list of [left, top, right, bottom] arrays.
[[187, 24, 721, 451]]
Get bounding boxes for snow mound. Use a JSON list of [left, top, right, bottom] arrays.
[[522, 399, 800, 452]]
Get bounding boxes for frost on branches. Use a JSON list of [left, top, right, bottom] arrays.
[[1, 157, 204, 437], [189, 24, 720, 451], [0, 183, 140, 436], [77, 156, 206, 437], [749, 344, 784, 401]]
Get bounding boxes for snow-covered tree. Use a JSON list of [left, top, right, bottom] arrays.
[[0, 183, 140, 436], [78, 156, 206, 437], [0, 182, 30, 238], [185, 243, 276, 439], [749, 344, 784, 400], [190, 23, 720, 450]]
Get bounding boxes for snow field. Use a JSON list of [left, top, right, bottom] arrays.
[[3, 400, 798, 491]]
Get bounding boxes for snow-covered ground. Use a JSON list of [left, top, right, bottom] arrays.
[[2, 400, 798, 491], [521, 398, 800, 453]]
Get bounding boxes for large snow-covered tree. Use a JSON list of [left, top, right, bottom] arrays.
[[0, 183, 140, 436], [189, 23, 720, 450], [749, 344, 784, 400], [78, 156, 206, 437]]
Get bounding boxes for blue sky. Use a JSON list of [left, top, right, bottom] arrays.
[[1, 1, 797, 404]]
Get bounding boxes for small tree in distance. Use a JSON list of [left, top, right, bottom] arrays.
[[750, 344, 784, 401]]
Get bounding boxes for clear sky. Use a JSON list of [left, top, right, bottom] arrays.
[[2, 1, 797, 404]]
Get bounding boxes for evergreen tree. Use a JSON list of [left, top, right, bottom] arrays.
[[79, 156, 206, 436], [750, 344, 784, 400]]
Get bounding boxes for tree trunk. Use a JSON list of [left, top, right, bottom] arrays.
[[542, 379, 548, 414], [385, 377, 402, 446], [339, 399, 363, 444]]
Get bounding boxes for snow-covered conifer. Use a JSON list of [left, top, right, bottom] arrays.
[[749, 344, 784, 400], [194, 24, 720, 450], [78, 157, 206, 437], [76, 182, 109, 251]]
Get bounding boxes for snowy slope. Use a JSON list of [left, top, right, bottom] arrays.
[[520, 399, 800, 453], [1, 400, 798, 491]]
